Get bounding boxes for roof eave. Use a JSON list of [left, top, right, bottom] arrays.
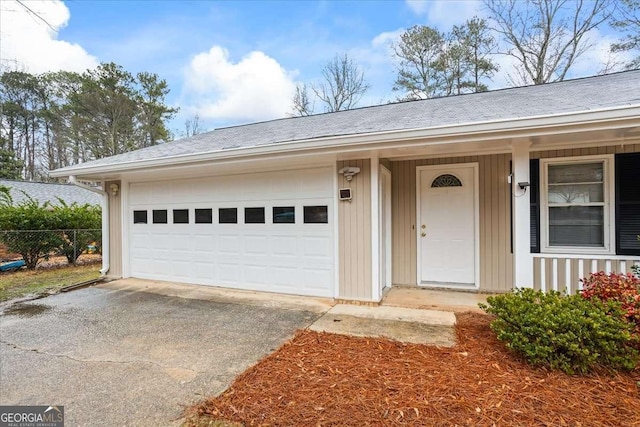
[[49, 104, 640, 178]]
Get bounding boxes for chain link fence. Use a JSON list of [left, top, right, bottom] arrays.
[[0, 229, 102, 270]]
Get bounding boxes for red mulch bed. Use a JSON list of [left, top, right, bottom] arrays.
[[186, 312, 640, 426]]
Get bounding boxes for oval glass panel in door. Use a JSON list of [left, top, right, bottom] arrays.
[[431, 174, 462, 188]]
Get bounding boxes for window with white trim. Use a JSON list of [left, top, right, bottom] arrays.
[[542, 156, 613, 253]]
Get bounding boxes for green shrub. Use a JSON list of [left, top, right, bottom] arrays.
[[479, 288, 639, 374], [0, 192, 101, 268], [580, 272, 640, 337]]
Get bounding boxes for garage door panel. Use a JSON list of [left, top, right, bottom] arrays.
[[270, 267, 298, 286], [218, 235, 240, 254], [243, 235, 268, 254], [218, 264, 239, 282], [272, 236, 298, 255], [129, 167, 335, 297]]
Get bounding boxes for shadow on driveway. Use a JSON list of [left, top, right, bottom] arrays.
[[0, 286, 321, 426]]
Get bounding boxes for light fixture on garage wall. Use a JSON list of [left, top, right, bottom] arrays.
[[338, 166, 361, 181], [109, 183, 120, 197]]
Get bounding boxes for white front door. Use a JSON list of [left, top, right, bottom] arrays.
[[418, 164, 476, 286]]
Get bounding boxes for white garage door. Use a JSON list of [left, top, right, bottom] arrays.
[[127, 167, 335, 297]]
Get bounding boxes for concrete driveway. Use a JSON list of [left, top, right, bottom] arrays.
[[0, 282, 327, 426]]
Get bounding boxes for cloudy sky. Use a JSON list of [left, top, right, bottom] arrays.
[[0, 0, 629, 132]]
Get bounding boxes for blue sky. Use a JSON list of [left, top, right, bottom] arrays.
[[0, 0, 628, 135]]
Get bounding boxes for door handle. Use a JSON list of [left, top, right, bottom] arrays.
[[421, 232, 426, 237]]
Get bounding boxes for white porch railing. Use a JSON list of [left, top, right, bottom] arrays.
[[532, 254, 640, 294]]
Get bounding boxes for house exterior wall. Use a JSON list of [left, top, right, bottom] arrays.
[[529, 143, 640, 293], [106, 180, 123, 278], [530, 143, 640, 159], [337, 159, 372, 300], [390, 154, 513, 292]]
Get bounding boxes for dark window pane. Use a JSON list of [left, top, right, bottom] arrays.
[[195, 209, 213, 224], [245, 207, 265, 224], [152, 210, 168, 224], [173, 209, 189, 224], [219, 208, 237, 224], [273, 206, 295, 223], [549, 206, 604, 247], [304, 206, 328, 223], [133, 210, 147, 224]]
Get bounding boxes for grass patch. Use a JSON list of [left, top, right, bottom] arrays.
[[0, 264, 100, 302]]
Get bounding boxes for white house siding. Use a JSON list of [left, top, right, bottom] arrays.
[[337, 159, 373, 301], [106, 180, 123, 278]]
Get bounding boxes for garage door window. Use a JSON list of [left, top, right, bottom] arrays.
[[219, 208, 237, 224], [173, 209, 189, 224], [153, 210, 168, 224], [304, 206, 328, 223], [273, 206, 295, 223], [195, 209, 213, 224], [133, 210, 147, 224], [245, 207, 265, 224]]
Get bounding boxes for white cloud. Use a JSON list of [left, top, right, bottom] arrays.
[[405, 0, 484, 28], [371, 29, 404, 50], [569, 28, 633, 77], [0, 0, 98, 73], [182, 46, 297, 123], [405, 0, 429, 15]]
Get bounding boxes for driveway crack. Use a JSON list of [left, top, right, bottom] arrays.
[[0, 339, 203, 376]]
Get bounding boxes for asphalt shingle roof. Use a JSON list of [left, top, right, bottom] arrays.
[[54, 70, 640, 173], [0, 180, 101, 206]]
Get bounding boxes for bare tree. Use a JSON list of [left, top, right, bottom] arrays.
[[312, 54, 370, 112], [183, 114, 204, 137], [610, 0, 640, 70], [484, 0, 615, 85], [290, 83, 314, 116]]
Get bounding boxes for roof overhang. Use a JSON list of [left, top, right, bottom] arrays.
[[50, 105, 640, 180]]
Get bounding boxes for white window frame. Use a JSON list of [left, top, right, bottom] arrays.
[[540, 154, 615, 255]]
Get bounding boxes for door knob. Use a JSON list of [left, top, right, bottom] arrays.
[[421, 224, 426, 229], [421, 232, 426, 237]]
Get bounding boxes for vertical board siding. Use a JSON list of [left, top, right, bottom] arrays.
[[530, 144, 640, 159], [106, 180, 123, 278], [337, 160, 372, 300], [390, 154, 514, 292]]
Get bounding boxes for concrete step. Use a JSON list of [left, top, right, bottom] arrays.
[[308, 304, 457, 346]]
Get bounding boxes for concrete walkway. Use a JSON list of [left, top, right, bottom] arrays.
[[100, 280, 462, 346], [382, 286, 491, 313]]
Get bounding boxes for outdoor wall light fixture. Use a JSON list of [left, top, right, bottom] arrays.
[[338, 166, 361, 181], [109, 183, 120, 197]]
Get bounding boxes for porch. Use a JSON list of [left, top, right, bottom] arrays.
[[336, 132, 640, 302]]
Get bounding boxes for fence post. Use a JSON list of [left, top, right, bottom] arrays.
[[73, 229, 77, 264]]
